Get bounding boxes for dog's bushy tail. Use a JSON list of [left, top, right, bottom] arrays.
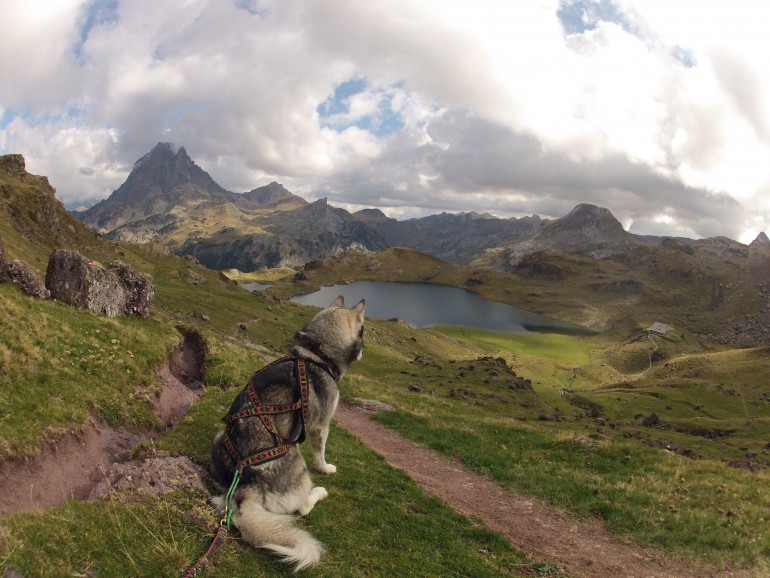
[[230, 495, 324, 572]]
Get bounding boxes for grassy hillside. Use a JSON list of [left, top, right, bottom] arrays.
[[0, 160, 551, 576], [1, 159, 769, 575]]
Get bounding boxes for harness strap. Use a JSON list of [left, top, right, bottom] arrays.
[[223, 358, 311, 475], [183, 358, 316, 576]]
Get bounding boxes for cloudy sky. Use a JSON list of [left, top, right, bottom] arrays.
[[1, 0, 769, 242]]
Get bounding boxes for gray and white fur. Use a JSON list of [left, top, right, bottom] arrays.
[[210, 296, 365, 572]]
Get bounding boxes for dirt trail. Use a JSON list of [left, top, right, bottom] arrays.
[[335, 402, 749, 578]]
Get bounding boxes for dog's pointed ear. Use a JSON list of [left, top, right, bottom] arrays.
[[352, 299, 366, 318], [329, 295, 345, 308]]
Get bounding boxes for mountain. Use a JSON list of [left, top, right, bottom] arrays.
[[383, 211, 543, 264], [179, 198, 389, 270], [73, 144, 770, 286], [79, 143, 230, 233], [6, 150, 770, 347], [242, 181, 298, 206], [466, 203, 637, 270], [77, 143, 305, 245], [77, 143, 305, 235]]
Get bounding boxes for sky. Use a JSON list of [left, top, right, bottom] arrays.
[[1, 0, 769, 243]]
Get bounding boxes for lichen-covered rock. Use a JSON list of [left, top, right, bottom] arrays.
[[0, 236, 9, 283], [45, 249, 124, 316], [45, 249, 154, 317], [88, 455, 209, 500], [8, 260, 50, 298], [109, 260, 155, 318]]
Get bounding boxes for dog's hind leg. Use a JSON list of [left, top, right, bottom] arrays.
[[297, 486, 328, 516], [309, 424, 336, 473]]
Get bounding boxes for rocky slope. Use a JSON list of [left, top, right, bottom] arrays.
[[72, 143, 770, 278], [4, 151, 770, 346], [77, 143, 305, 241]]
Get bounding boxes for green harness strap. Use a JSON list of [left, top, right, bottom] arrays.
[[224, 469, 241, 530]]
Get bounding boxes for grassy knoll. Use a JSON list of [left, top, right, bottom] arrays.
[[0, 284, 178, 457]]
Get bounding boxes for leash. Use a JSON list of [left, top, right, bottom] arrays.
[[180, 471, 241, 577], [181, 358, 313, 577]]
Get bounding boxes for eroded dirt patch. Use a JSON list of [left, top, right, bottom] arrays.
[[89, 453, 209, 500], [0, 423, 139, 517], [0, 327, 209, 517]]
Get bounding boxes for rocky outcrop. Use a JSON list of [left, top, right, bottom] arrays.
[[109, 260, 156, 318], [45, 249, 154, 317], [750, 231, 770, 256], [88, 455, 209, 500], [1, 235, 49, 298], [0, 236, 9, 282], [0, 154, 28, 178], [8, 260, 50, 299]]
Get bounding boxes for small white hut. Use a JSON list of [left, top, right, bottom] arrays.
[[647, 322, 669, 335]]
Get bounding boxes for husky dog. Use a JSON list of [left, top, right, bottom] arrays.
[[210, 296, 365, 571]]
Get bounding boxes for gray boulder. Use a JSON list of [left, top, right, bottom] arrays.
[[45, 249, 154, 318], [0, 236, 9, 282], [109, 260, 155, 318], [8, 260, 50, 299]]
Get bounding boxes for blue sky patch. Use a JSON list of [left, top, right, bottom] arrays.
[[233, 0, 268, 17], [671, 45, 697, 68], [557, 0, 634, 36], [317, 78, 404, 138], [557, 0, 696, 68], [73, 0, 119, 60], [0, 109, 16, 130]]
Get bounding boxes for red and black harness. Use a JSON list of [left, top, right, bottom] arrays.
[[221, 356, 312, 474], [182, 356, 327, 578]]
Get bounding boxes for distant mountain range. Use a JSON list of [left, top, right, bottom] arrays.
[[75, 142, 769, 272], [4, 148, 770, 346]]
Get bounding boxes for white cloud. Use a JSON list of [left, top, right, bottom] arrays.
[[0, 0, 768, 241]]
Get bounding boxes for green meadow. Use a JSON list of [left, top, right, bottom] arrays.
[[1, 224, 769, 574]]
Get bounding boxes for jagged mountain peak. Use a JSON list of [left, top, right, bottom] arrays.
[[242, 181, 303, 206], [750, 231, 770, 247], [78, 143, 231, 232], [123, 142, 223, 196], [135, 141, 184, 162]]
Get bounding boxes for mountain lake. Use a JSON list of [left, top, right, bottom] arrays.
[[244, 281, 593, 335]]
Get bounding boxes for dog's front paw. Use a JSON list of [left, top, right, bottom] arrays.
[[316, 462, 337, 474]]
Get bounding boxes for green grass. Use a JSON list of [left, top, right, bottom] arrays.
[[0, 284, 178, 457], [2, 189, 770, 575], [0, 424, 543, 577], [0, 278, 550, 577], [335, 322, 770, 570], [373, 410, 770, 567]]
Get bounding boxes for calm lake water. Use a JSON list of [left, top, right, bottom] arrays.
[[253, 281, 592, 335]]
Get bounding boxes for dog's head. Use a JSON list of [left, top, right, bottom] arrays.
[[292, 295, 366, 379]]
